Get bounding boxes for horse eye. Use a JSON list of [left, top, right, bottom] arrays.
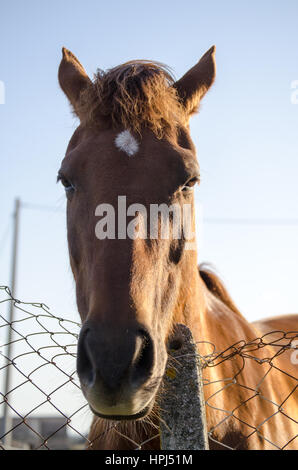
[[57, 174, 75, 193], [181, 176, 199, 192]]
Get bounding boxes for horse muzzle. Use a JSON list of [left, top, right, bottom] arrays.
[[76, 320, 163, 420]]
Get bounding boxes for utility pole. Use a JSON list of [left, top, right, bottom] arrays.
[[1, 198, 20, 448]]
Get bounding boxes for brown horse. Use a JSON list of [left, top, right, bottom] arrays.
[[58, 46, 297, 450]]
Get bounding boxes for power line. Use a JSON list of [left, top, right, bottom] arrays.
[[204, 217, 298, 226], [20, 201, 298, 226]]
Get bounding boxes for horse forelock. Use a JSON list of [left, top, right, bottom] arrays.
[[78, 60, 186, 138]]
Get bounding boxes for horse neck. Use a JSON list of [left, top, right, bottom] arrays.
[[173, 257, 259, 350], [201, 290, 260, 351]]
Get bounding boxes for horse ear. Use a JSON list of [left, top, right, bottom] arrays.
[[174, 46, 216, 118], [58, 48, 92, 119]]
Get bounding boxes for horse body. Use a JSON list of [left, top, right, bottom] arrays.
[[57, 47, 297, 450]]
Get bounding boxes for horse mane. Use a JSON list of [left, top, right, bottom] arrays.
[[79, 60, 186, 138], [199, 264, 243, 317]]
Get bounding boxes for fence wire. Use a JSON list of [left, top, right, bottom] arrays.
[[0, 285, 297, 450]]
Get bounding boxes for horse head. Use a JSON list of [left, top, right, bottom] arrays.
[[58, 47, 216, 420]]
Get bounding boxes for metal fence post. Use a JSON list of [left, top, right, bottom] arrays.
[[159, 323, 209, 450]]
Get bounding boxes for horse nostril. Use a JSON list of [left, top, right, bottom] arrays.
[[132, 329, 154, 386], [77, 328, 96, 389]]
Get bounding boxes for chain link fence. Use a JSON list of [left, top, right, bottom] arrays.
[[200, 330, 298, 449], [0, 285, 297, 450]]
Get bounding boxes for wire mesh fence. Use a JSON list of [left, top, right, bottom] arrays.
[[200, 330, 298, 450], [0, 285, 297, 450]]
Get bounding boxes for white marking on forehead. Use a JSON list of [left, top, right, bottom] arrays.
[[115, 130, 139, 156]]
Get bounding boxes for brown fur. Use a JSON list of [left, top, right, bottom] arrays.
[[79, 61, 186, 138], [174, 46, 216, 116], [58, 47, 297, 450], [199, 264, 243, 317]]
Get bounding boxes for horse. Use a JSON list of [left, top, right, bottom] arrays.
[[57, 46, 298, 450]]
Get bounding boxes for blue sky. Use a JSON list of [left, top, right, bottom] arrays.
[[1, 0, 298, 325]]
